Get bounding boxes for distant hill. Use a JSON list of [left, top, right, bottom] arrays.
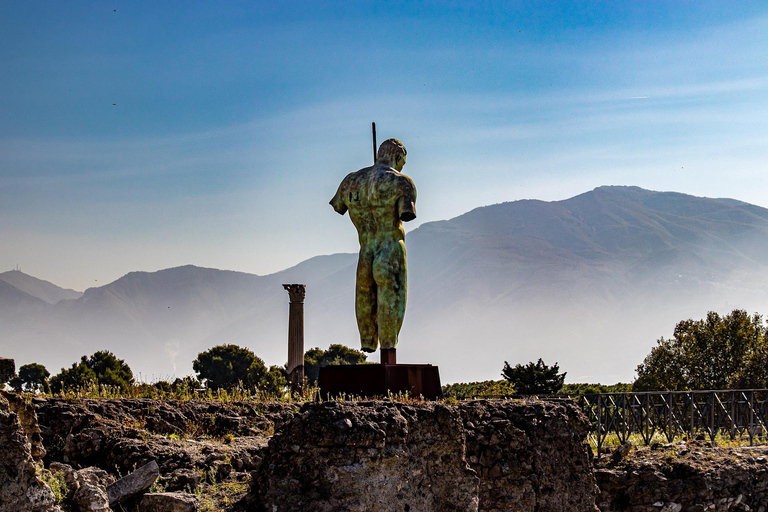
[[0, 270, 82, 304], [0, 280, 51, 314], [403, 186, 768, 382], [2, 186, 768, 384], [407, 186, 768, 306]]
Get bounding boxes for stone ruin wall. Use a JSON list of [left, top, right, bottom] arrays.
[[0, 391, 60, 512], [248, 399, 600, 511], [13, 396, 598, 512], [3, 392, 768, 511], [596, 442, 768, 512]]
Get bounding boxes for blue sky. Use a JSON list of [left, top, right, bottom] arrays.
[[1, 1, 767, 291]]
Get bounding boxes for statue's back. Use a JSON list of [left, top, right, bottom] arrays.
[[342, 164, 414, 242]]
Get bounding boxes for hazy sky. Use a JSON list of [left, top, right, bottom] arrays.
[[2, 1, 767, 291]]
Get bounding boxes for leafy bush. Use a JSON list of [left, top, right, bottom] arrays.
[[501, 358, 566, 395], [560, 383, 632, 395], [442, 380, 515, 399], [261, 365, 288, 397], [9, 363, 50, 393], [193, 344, 267, 390], [50, 351, 133, 393]]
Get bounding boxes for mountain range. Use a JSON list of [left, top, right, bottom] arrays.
[[2, 186, 768, 384]]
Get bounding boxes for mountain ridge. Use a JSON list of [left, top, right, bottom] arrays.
[[0, 270, 83, 304], [3, 186, 768, 383]]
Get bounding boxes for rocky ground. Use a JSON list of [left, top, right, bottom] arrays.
[[4, 391, 768, 512], [4, 394, 599, 512], [33, 397, 296, 511], [595, 439, 768, 512]]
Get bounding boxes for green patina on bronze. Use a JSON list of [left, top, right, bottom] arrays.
[[330, 138, 416, 352]]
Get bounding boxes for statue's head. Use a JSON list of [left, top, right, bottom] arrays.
[[377, 138, 407, 171]]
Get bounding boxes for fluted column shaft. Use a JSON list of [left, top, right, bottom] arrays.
[[283, 284, 306, 391]]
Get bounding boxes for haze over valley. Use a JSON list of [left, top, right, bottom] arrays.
[[3, 186, 768, 384]]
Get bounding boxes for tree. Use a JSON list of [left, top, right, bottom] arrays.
[[442, 380, 516, 399], [560, 382, 632, 395], [501, 358, 566, 395], [10, 363, 50, 393], [261, 365, 288, 396], [142, 376, 200, 396], [50, 351, 134, 393], [633, 310, 767, 391], [193, 344, 267, 390], [86, 351, 134, 389], [304, 344, 369, 383]]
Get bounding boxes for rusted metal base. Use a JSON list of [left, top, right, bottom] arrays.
[[380, 348, 397, 365], [318, 363, 442, 400]]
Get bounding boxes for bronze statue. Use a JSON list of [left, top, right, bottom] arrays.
[[330, 138, 416, 357]]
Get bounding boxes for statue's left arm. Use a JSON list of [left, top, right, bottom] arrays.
[[330, 177, 348, 215], [396, 175, 417, 222]]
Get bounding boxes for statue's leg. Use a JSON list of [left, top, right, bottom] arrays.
[[356, 248, 378, 352], [373, 239, 406, 350]]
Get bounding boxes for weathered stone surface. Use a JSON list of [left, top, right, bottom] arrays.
[[460, 399, 599, 512], [75, 481, 111, 511], [160, 468, 202, 492], [105, 460, 159, 505], [19, 396, 605, 511], [0, 392, 59, 512], [33, 398, 278, 477], [0, 357, 15, 383], [34, 398, 284, 441], [595, 441, 768, 511], [139, 492, 199, 512], [251, 401, 479, 512], [3, 391, 47, 459], [49, 462, 115, 510], [250, 400, 598, 512], [14, 394, 768, 512]]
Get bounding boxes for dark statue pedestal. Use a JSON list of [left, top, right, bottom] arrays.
[[318, 363, 442, 400]]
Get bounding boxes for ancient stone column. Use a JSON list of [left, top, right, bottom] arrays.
[[282, 284, 306, 392]]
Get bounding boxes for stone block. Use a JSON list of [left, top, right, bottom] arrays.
[[106, 460, 159, 505], [252, 401, 480, 511], [251, 399, 598, 512], [139, 492, 199, 512], [74, 482, 110, 512], [460, 400, 599, 511]]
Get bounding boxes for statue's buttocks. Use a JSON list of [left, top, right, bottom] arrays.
[[330, 139, 416, 353]]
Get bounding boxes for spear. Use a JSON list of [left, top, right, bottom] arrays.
[[372, 122, 377, 163]]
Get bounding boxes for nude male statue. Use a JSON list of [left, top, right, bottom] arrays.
[[330, 138, 416, 357]]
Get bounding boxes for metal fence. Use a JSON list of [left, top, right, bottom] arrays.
[[450, 389, 768, 457], [569, 389, 768, 457]]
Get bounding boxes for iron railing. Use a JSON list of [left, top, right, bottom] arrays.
[[571, 390, 768, 457], [449, 389, 768, 457]]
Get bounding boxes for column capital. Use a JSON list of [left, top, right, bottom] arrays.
[[282, 284, 306, 303]]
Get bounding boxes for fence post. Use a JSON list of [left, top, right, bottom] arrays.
[[667, 392, 673, 442], [749, 390, 755, 445], [571, 389, 768, 456], [597, 395, 602, 458], [622, 393, 628, 443], [643, 394, 649, 445], [690, 391, 695, 440]]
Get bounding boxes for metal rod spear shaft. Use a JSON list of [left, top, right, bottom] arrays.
[[372, 122, 377, 163]]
